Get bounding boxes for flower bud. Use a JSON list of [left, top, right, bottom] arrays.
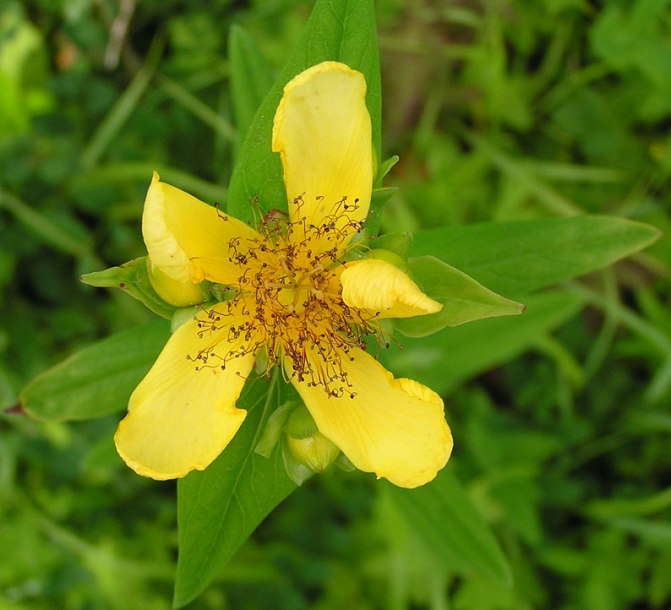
[[147, 262, 204, 307], [281, 404, 340, 479], [285, 433, 340, 474]]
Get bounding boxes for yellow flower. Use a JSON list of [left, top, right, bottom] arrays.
[[114, 61, 453, 489]]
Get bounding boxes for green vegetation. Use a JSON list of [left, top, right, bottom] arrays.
[[1, 0, 670, 608]]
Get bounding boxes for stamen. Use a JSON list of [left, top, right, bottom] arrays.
[[190, 194, 383, 397]]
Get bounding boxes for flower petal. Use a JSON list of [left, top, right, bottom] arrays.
[[289, 348, 453, 488], [143, 172, 260, 285], [340, 258, 443, 319], [114, 303, 258, 479], [272, 62, 373, 246]]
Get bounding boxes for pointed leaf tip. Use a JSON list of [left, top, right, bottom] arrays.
[[395, 256, 525, 338]]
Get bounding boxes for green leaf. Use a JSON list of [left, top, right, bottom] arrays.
[[228, 24, 275, 151], [395, 255, 525, 338], [382, 290, 585, 395], [80, 257, 177, 319], [227, 0, 381, 224], [20, 320, 170, 421], [174, 373, 298, 607], [411, 216, 661, 297], [384, 467, 512, 585]]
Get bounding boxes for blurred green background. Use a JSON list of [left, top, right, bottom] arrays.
[[2, 0, 671, 608]]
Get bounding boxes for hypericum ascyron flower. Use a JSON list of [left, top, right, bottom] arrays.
[[115, 61, 453, 488]]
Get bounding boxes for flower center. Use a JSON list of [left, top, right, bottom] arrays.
[[191, 199, 381, 397], [243, 229, 370, 395]]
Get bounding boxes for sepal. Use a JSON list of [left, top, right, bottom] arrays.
[[364, 247, 409, 273], [363, 186, 398, 237], [171, 306, 200, 332], [283, 403, 319, 439], [80, 257, 179, 319], [281, 440, 314, 486], [370, 231, 413, 260], [376, 154, 399, 183], [254, 401, 296, 458]]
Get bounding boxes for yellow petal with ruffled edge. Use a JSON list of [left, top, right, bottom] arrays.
[[114, 303, 258, 479], [340, 258, 442, 319], [143, 172, 260, 286], [272, 62, 373, 247], [289, 348, 453, 488]]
